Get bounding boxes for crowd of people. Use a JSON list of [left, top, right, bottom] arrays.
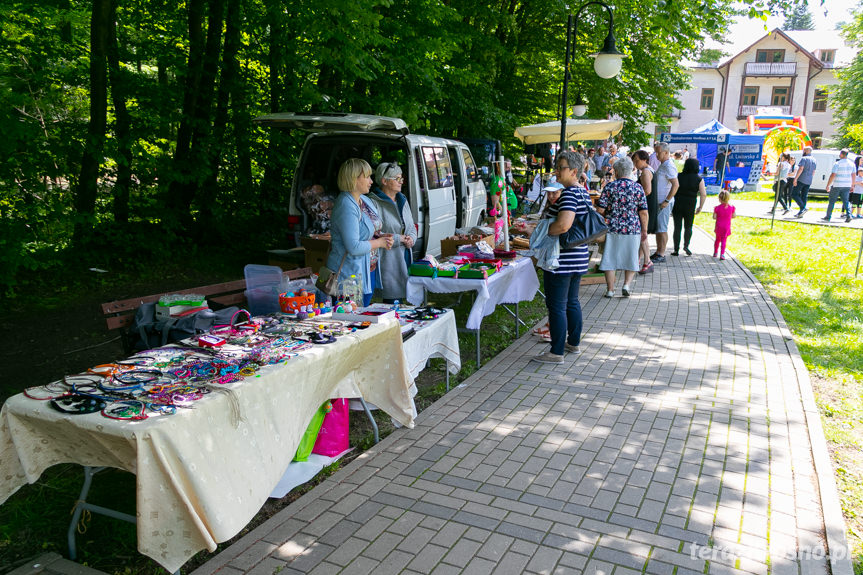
[[529, 142, 733, 365]]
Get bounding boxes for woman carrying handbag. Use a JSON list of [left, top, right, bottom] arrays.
[[531, 151, 591, 365]]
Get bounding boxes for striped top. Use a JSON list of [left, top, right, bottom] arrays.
[[831, 158, 856, 187], [547, 186, 590, 274]]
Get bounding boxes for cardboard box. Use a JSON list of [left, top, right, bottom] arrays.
[[301, 235, 332, 271], [440, 234, 495, 257]]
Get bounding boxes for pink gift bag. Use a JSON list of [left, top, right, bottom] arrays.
[[312, 398, 350, 456]]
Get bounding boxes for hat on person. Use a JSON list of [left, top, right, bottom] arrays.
[[542, 183, 564, 193]]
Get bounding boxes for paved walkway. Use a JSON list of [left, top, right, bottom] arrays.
[[708, 196, 863, 229], [191, 228, 852, 575]]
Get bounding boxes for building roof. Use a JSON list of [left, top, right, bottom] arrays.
[[690, 27, 854, 69]]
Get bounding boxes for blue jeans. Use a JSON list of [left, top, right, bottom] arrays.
[[363, 293, 373, 306], [825, 187, 851, 219], [543, 270, 584, 356], [792, 182, 811, 211]]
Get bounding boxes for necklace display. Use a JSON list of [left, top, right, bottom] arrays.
[[23, 308, 371, 420]]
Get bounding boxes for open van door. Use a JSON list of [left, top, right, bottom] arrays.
[[448, 144, 487, 227], [417, 145, 458, 256], [255, 112, 409, 135]]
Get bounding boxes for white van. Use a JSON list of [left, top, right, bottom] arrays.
[[789, 149, 859, 195], [255, 113, 488, 257]]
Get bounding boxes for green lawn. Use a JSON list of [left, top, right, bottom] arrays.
[[695, 211, 863, 572]]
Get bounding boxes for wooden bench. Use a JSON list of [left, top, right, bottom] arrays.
[[101, 267, 313, 352]]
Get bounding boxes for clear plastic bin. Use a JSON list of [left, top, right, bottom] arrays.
[[244, 264, 283, 315]]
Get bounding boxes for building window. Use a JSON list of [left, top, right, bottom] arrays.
[[742, 86, 759, 106], [756, 49, 785, 63], [810, 131, 823, 149], [772, 87, 789, 106], [700, 88, 714, 110], [813, 88, 828, 112], [820, 50, 835, 64]]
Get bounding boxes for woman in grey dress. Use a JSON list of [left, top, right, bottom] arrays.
[[369, 162, 417, 302]]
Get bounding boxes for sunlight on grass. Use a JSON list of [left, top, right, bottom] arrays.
[[696, 211, 863, 568]]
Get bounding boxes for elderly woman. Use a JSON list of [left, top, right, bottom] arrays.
[[671, 158, 707, 256], [596, 156, 648, 298], [369, 162, 417, 302], [531, 151, 590, 365], [327, 158, 393, 306]]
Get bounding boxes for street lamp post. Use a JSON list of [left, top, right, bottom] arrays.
[[558, 1, 626, 152]]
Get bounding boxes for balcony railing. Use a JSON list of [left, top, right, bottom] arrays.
[[738, 105, 791, 117], [744, 62, 797, 76]]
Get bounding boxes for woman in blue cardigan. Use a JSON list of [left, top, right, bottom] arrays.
[[326, 158, 393, 305]]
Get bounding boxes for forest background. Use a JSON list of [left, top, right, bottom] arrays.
[[0, 0, 813, 294]]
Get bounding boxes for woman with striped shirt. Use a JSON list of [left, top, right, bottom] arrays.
[[532, 150, 591, 364]]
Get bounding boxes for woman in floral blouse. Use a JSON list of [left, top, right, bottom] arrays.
[[595, 156, 648, 298]]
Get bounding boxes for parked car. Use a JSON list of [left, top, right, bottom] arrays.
[[789, 149, 859, 196], [255, 113, 488, 257]]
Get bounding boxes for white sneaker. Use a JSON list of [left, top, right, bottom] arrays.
[[604, 291, 614, 298], [622, 285, 631, 297]]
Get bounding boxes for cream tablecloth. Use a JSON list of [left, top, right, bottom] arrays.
[[0, 319, 413, 573], [406, 257, 540, 330], [403, 309, 460, 378]]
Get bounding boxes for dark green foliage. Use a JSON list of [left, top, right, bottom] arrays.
[[0, 0, 808, 294]]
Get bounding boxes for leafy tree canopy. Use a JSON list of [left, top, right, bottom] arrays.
[[783, 3, 815, 30]]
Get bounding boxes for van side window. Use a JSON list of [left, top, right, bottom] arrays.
[[461, 149, 479, 182], [423, 146, 453, 189]]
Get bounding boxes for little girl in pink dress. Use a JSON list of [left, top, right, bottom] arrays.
[[713, 190, 736, 260]]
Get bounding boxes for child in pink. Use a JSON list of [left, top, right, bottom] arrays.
[[713, 190, 736, 260]]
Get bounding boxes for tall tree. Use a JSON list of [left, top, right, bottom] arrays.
[[783, 4, 815, 30], [832, 13, 863, 149], [107, 0, 133, 224], [73, 0, 112, 243]]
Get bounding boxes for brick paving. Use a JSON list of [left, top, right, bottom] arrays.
[[191, 226, 852, 575]]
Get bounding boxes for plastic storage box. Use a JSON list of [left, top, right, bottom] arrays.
[[244, 264, 284, 315]]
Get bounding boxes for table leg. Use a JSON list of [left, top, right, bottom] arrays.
[[516, 302, 520, 338], [357, 398, 379, 444], [68, 466, 136, 561], [475, 330, 481, 367], [445, 360, 450, 392]]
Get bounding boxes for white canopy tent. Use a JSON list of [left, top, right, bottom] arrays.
[[514, 118, 624, 145]]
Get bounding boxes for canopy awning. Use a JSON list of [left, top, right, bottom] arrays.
[[514, 119, 624, 145]]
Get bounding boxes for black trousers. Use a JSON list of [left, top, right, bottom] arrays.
[[672, 197, 697, 252]]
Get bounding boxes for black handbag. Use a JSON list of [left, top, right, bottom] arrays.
[[559, 192, 608, 249]]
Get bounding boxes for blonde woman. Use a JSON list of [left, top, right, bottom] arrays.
[[327, 158, 393, 306]]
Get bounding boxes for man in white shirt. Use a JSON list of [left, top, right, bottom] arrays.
[[823, 149, 857, 223], [650, 142, 679, 262], [648, 142, 661, 171]]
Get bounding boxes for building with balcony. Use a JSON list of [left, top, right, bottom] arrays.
[[649, 28, 855, 148]]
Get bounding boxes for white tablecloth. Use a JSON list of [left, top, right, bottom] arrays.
[[406, 257, 540, 330], [0, 320, 413, 573], [402, 309, 460, 378]]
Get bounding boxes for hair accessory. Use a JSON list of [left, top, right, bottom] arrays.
[[102, 400, 149, 421], [51, 395, 106, 415]]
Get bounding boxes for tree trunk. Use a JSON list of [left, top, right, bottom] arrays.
[[107, 0, 132, 224], [73, 0, 112, 244], [260, 7, 285, 206], [166, 0, 206, 230], [185, 0, 225, 233], [200, 0, 241, 230]]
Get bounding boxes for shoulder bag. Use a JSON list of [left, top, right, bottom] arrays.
[[559, 188, 608, 249], [315, 252, 347, 296]]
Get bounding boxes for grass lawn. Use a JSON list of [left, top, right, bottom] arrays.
[[695, 210, 863, 571]]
